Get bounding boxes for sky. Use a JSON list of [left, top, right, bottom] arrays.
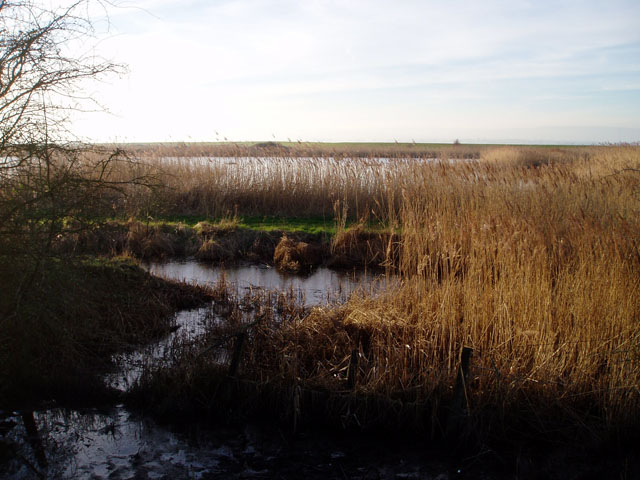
[[70, 0, 640, 144]]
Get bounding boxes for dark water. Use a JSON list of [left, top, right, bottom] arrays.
[[1, 406, 454, 479], [3, 406, 231, 479], [104, 306, 217, 392]]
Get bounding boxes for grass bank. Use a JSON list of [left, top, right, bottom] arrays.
[[141, 214, 358, 236], [0, 256, 211, 406], [56, 216, 395, 272]]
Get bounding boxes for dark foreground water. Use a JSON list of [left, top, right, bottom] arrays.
[[1, 405, 458, 479]]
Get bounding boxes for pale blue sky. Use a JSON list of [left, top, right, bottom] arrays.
[[73, 0, 640, 144]]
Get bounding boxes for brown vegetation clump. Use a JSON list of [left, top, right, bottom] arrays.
[[273, 235, 323, 272], [330, 226, 397, 270], [125, 220, 201, 259], [195, 224, 282, 263], [126, 221, 174, 258], [194, 220, 226, 236], [196, 239, 234, 262], [52, 220, 128, 256], [246, 232, 280, 263]]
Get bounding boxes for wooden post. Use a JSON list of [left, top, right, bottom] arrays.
[[347, 348, 359, 390], [446, 346, 473, 439], [292, 384, 301, 434], [227, 332, 246, 377], [21, 410, 47, 470]]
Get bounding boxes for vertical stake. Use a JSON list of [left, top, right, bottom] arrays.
[[446, 346, 473, 439], [292, 384, 301, 434], [228, 332, 246, 377], [347, 348, 359, 390], [21, 410, 47, 470]]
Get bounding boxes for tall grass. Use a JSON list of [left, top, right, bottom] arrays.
[[106, 144, 632, 222], [343, 145, 640, 435], [110, 155, 407, 220], [108, 142, 495, 219], [128, 144, 640, 439]]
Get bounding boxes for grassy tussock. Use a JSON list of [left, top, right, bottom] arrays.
[[273, 235, 323, 272], [330, 225, 398, 270]]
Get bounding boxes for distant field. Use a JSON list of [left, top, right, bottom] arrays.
[[110, 140, 593, 159]]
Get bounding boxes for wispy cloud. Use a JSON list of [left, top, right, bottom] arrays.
[[73, 0, 640, 143]]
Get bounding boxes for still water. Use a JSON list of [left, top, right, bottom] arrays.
[[144, 259, 375, 306]]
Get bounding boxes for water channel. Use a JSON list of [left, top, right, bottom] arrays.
[[105, 261, 376, 393], [144, 259, 374, 307], [1, 260, 455, 479]]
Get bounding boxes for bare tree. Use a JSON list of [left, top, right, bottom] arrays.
[[0, 0, 121, 147], [0, 1, 150, 317]]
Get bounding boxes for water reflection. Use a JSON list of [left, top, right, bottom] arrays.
[[1, 405, 442, 479], [144, 260, 374, 306], [2, 406, 252, 479], [108, 261, 377, 392], [104, 306, 218, 392]]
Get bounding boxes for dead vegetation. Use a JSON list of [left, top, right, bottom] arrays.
[[127, 144, 640, 445], [273, 235, 324, 272], [55, 218, 397, 271], [329, 225, 397, 270]]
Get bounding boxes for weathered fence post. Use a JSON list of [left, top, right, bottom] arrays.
[[446, 346, 473, 439], [227, 332, 246, 377], [21, 410, 47, 471], [347, 348, 359, 390], [292, 383, 301, 434]]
